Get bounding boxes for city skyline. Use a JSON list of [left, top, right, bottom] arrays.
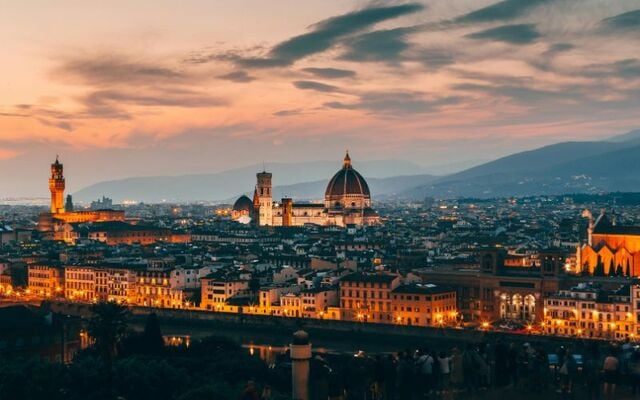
[[2, 0, 640, 196]]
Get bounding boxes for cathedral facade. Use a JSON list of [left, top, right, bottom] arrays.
[[232, 152, 380, 227], [577, 210, 640, 276]]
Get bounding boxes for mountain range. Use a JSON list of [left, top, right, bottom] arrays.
[[73, 129, 640, 203], [73, 159, 435, 203]]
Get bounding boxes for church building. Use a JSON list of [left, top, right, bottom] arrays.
[[232, 152, 380, 227], [577, 210, 640, 276]]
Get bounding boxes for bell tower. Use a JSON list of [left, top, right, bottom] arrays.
[[49, 156, 65, 214], [256, 171, 273, 226]]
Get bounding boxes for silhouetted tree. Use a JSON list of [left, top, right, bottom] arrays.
[[142, 312, 165, 355], [616, 264, 623, 276], [627, 259, 631, 276], [87, 301, 129, 397]]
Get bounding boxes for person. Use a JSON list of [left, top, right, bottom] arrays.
[[494, 339, 509, 387], [239, 381, 260, 400], [429, 349, 440, 394], [260, 385, 272, 400], [583, 344, 601, 400], [415, 348, 435, 396], [383, 354, 397, 400], [475, 343, 490, 390], [372, 355, 385, 400], [507, 342, 519, 387], [463, 343, 478, 392], [628, 348, 640, 396], [396, 351, 413, 400], [437, 350, 451, 393], [602, 348, 620, 397], [450, 347, 464, 391], [557, 349, 577, 394]]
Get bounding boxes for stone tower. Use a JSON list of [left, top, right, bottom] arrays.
[[49, 156, 65, 214], [65, 195, 74, 212], [290, 330, 311, 400], [282, 198, 293, 227], [255, 171, 272, 226]]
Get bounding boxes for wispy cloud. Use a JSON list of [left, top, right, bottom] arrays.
[[340, 27, 418, 62], [293, 80, 341, 93], [232, 3, 424, 67], [466, 24, 542, 44], [217, 70, 256, 83], [454, 0, 554, 24], [325, 91, 461, 115], [601, 9, 640, 32], [273, 108, 305, 117], [52, 53, 189, 86], [301, 67, 356, 79]]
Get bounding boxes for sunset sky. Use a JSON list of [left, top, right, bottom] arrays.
[[2, 0, 640, 196]]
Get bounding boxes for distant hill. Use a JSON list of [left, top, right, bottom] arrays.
[[74, 128, 640, 203], [73, 159, 432, 203], [606, 128, 640, 143], [400, 137, 640, 199]]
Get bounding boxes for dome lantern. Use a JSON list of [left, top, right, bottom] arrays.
[[343, 150, 351, 169]]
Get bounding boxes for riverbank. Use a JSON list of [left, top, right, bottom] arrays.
[[47, 300, 612, 354]]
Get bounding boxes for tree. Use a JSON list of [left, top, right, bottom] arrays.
[[616, 264, 624, 276], [141, 312, 165, 355], [627, 259, 632, 277], [87, 301, 129, 397]]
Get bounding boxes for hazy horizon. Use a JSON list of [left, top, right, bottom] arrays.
[[2, 1, 640, 196]]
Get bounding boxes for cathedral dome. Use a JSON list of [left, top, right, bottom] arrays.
[[325, 152, 371, 208], [233, 195, 253, 212]]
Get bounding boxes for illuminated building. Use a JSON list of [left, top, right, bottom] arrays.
[[232, 152, 380, 227], [27, 263, 64, 297], [38, 157, 125, 239], [419, 248, 566, 323], [200, 274, 250, 312], [339, 272, 400, 323], [94, 268, 137, 303], [85, 221, 187, 245], [135, 270, 184, 308], [392, 284, 457, 327], [299, 287, 339, 318], [577, 210, 640, 276], [49, 156, 65, 214], [543, 283, 637, 340], [64, 266, 96, 302]]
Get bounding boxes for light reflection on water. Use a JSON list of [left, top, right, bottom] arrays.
[[243, 343, 337, 366], [244, 343, 287, 366]]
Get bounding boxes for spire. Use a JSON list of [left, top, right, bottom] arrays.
[[343, 150, 351, 169]]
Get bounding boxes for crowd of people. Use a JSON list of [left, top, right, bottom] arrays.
[[304, 338, 640, 399]]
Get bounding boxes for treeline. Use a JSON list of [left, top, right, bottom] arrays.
[[0, 302, 288, 400]]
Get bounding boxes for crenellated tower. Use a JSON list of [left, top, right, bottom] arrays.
[[49, 156, 65, 214], [255, 171, 273, 226]]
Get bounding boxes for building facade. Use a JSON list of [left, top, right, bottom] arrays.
[[543, 283, 637, 340], [339, 272, 401, 323], [392, 284, 457, 327], [577, 210, 640, 276], [38, 157, 125, 238], [232, 152, 380, 227]]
